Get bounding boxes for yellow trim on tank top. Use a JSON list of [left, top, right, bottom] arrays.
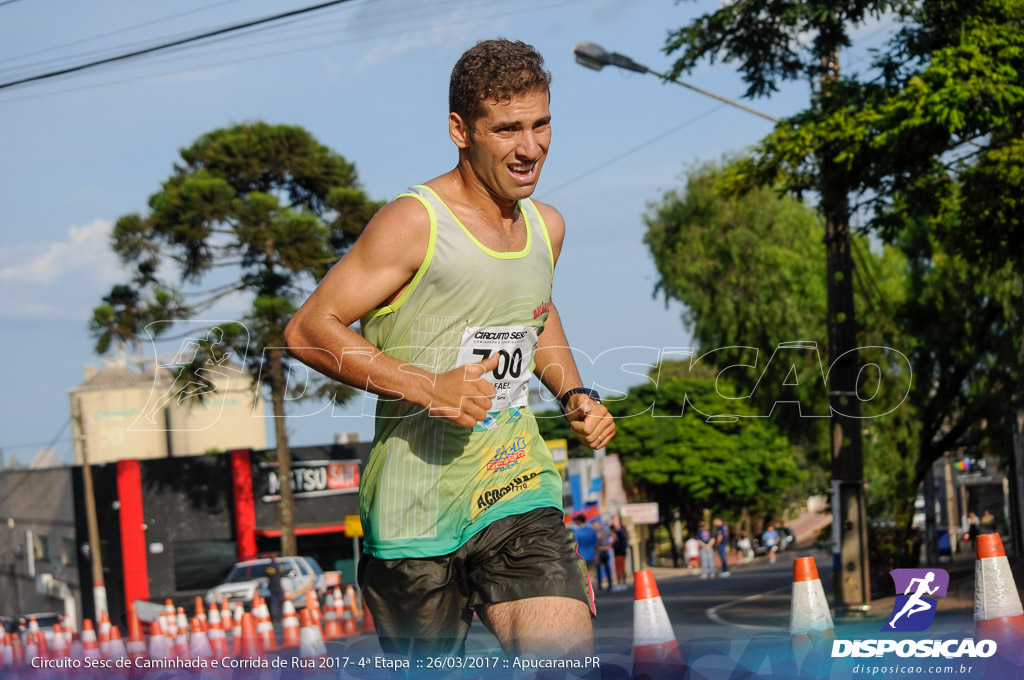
[[417, 185, 532, 260], [524, 197, 555, 275], [363, 192, 438, 318]]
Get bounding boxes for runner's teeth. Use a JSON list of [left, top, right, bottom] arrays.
[[511, 164, 532, 172]]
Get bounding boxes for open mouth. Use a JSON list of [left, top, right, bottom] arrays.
[[508, 161, 537, 181]]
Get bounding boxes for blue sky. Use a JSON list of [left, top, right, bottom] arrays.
[[0, 0, 894, 464]]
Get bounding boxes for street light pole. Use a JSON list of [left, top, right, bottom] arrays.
[[572, 42, 779, 123]]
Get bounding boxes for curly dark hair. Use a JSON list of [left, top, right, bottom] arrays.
[[449, 38, 552, 132]]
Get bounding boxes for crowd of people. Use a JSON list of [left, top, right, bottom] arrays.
[[570, 514, 630, 593]]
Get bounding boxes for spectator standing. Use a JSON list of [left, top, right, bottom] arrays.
[[594, 520, 614, 592], [265, 557, 284, 624], [762, 526, 779, 564], [571, 515, 598, 581], [980, 510, 996, 534], [697, 522, 716, 579], [713, 518, 731, 578], [610, 517, 629, 591]]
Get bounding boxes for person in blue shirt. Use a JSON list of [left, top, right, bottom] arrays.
[[713, 518, 731, 578], [762, 526, 779, 564], [571, 514, 598, 582]]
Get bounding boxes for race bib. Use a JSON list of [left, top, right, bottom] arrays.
[[457, 325, 537, 411]]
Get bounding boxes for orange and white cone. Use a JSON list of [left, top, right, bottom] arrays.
[[306, 592, 323, 632], [220, 596, 233, 630], [98, 613, 111, 658], [255, 596, 277, 651], [50, 624, 68, 659], [340, 601, 358, 638], [236, 612, 263, 660], [107, 626, 129, 664], [231, 605, 245, 655], [81, 619, 101, 661], [24, 631, 39, 666], [344, 585, 360, 620], [194, 596, 207, 628], [207, 604, 230, 659], [631, 570, 682, 680], [322, 591, 342, 641], [10, 633, 26, 671], [127, 606, 147, 663], [975, 533, 1024, 664], [789, 556, 835, 655], [299, 608, 327, 663], [280, 601, 302, 649], [148, 621, 172, 660], [189, 617, 213, 661], [1, 633, 14, 669]]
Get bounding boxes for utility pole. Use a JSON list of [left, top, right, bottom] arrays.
[[73, 398, 108, 619], [820, 35, 871, 614]]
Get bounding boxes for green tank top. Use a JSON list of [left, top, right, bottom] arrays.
[[359, 185, 563, 558]]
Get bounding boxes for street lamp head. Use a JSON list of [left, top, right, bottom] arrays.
[[572, 42, 610, 71]]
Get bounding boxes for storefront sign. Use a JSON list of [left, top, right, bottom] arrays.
[[260, 459, 360, 503]]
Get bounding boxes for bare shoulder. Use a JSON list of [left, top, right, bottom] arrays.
[[352, 194, 431, 271], [530, 199, 566, 258]]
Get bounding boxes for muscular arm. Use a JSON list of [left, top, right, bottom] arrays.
[[531, 202, 616, 449], [285, 196, 497, 427]]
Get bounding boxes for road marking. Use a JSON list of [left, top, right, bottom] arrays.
[[706, 585, 790, 631]]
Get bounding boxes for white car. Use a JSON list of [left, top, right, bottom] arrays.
[[205, 556, 326, 608]]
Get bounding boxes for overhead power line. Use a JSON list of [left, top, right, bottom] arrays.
[[0, 0, 358, 91]]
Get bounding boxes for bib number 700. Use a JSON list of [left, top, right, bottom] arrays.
[[472, 348, 524, 380]]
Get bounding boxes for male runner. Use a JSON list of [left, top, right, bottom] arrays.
[[285, 39, 615, 658]]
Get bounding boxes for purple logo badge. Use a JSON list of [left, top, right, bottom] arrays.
[[882, 568, 949, 632]]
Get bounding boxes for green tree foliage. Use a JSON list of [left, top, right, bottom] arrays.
[[665, 1, 1024, 492], [607, 370, 805, 525], [643, 161, 914, 513], [89, 122, 383, 555]]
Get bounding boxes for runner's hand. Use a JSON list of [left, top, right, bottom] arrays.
[[428, 353, 500, 427], [564, 395, 616, 449]]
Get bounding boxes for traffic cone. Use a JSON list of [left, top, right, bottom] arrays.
[[298, 608, 327, 662], [127, 605, 147, 663], [50, 623, 68, 659], [149, 621, 172, 660], [306, 591, 323, 632], [11, 633, 26, 670], [1, 633, 13, 670], [98, 613, 111, 658], [236, 612, 262, 660], [631, 570, 682, 680], [255, 596, 277, 651], [280, 601, 302, 649], [340, 601, 358, 638], [194, 596, 207, 628], [344, 585, 360, 619], [220, 596, 233, 629], [207, 603, 229, 659], [231, 606, 245, 655], [322, 590, 342, 640], [975, 533, 1024, 664], [175, 610, 190, 660], [81, 619, 101, 660], [107, 626, 129, 664], [189, 617, 213, 661], [789, 556, 835, 655], [24, 632, 39, 667]]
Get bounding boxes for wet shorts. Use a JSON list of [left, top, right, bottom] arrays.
[[357, 507, 593, 657]]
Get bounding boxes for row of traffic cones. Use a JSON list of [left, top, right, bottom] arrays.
[[0, 586, 376, 672], [629, 532, 1023, 678]]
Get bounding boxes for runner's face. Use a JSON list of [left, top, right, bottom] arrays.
[[461, 89, 551, 202]]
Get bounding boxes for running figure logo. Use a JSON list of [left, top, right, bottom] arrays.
[[882, 568, 949, 632]]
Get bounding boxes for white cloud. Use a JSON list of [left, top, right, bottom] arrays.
[[0, 218, 120, 284]]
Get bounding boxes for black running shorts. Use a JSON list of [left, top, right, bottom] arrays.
[[357, 507, 594, 657]]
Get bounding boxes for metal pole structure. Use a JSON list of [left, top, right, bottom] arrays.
[[1012, 411, 1024, 558], [73, 398, 107, 619], [572, 43, 779, 123], [944, 454, 959, 556]]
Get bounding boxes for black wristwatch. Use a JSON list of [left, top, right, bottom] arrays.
[[559, 387, 601, 414]]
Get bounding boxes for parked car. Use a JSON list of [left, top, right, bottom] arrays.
[[752, 527, 796, 555], [205, 556, 327, 608]]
